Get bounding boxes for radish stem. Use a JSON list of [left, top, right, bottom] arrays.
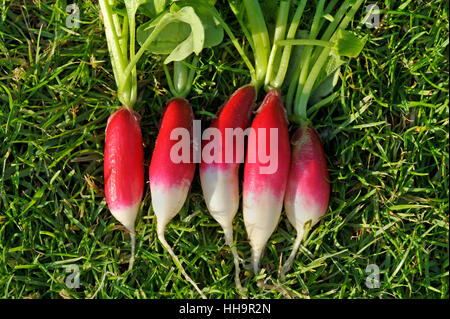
[[243, 0, 270, 90], [228, 1, 255, 54], [128, 232, 136, 271], [294, 0, 325, 121], [270, 0, 307, 91], [265, 0, 290, 89], [224, 227, 246, 297], [276, 39, 332, 47]]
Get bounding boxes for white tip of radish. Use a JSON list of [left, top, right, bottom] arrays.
[[285, 197, 321, 233], [243, 191, 283, 274], [109, 201, 139, 234], [151, 182, 191, 235], [109, 203, 139, 271], [200, 168, 239, 230]]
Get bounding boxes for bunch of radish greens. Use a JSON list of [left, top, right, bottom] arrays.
[[217, 0, 367, 281], [98, 0, 366, 298]]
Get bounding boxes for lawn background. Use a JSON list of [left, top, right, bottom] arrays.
[[0, 0, 448, 298]]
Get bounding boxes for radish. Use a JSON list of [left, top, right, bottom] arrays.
[[149, 98, 195, 237], [104, 107, 144, 253], [149, 97, 206, 299], [281, 125, 329, 278], [135, 2, 226, 297], [99, 0, 150, 270], [243, 89, 291, 275], [199, 84, 256, 293]]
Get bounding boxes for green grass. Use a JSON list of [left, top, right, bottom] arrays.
[[0, 0, 448, 299]]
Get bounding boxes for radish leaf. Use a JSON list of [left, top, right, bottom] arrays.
[[137, 3, 223, 62], [136, 6, 205, 63], [137, 19, 191, 54]]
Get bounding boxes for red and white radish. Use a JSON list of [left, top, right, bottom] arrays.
[[243, 89, 291, 274], [104, 107, 144, 269], [149, 98, 206, 299], [99, 0, 156, 270], [281, 125, 329, 278], [199, 84, 256, 293]]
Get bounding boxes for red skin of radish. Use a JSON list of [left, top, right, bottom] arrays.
[[149, 98, 195, 189], [284, 125, 330, 229], [104, 107, 144, 232], [243, 89, 291, 199], [243, 89, 291, 273], [149, 98, 196, 233], [200, 84, 256, 168]]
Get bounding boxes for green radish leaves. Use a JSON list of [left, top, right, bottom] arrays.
[[193, 3, 224, 49], [99, 0, 223, 102], [136, 1, 223, 64], [159, 6, 205, 63]]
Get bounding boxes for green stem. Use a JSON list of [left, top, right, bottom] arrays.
[[177, 56, 199, 98], [307, 91, 339, 119], [99, 0, 124, 84], [174, 61, 188, 94], [294, 0, 325, 121], [295, 47, 330, 118], [276, 39, 332, 47], [286, 61, 302, 114], [128, 13, 137, 108], [270, 0, 307, 91], [243, 0, 270, 91], [163, 63, 177, 96], [119, 12, 128, 59], [120, 14, 171, 93], [264, 0, 290, 90], [228, 1, 255, 54], [99, 0, 131, 106], [319, 0, 340, 32], [310, 0, 351, 63]]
